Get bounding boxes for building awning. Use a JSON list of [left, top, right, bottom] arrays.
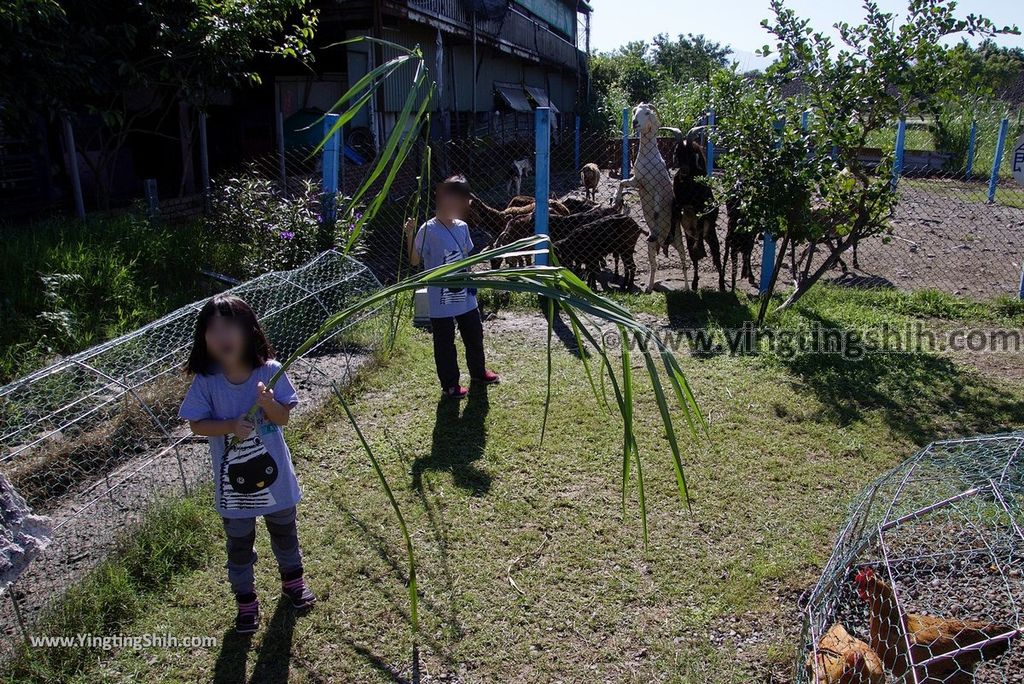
[[495, 82, 532, 113], [524, 85, 559, 115]]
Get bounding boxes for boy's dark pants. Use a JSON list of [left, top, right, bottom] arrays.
[[431, 308, 485, 388]]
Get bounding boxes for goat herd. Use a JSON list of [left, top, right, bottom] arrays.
[[472, 103, 759, 293]]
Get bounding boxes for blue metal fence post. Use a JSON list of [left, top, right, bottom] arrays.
[[574, 115, 581, 173], [621, 107, 631, 179], [321, 113, 340, 228], [965, 120, 977, 178], [706, 107, 715, 176], [759, 233, 776, 296], [892, 117, 907, 187], [988, 118, 1009, 204], [759, 119, 785, 295], [534, 107, 551, 266]]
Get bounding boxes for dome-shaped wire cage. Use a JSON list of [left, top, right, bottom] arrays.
[[796, 432, 1023, 683]]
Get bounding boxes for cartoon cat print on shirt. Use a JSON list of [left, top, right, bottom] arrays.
[[219, 433, 278, 510]]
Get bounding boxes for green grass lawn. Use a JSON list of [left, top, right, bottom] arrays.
[[0, 213, 239, 384], [6, 287, 1024, 683]]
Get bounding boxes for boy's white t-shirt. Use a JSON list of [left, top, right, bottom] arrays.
[[413, 217, 478, 318]]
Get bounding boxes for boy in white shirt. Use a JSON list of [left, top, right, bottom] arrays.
[[405, 175, 500, 399]]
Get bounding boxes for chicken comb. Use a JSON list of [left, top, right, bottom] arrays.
[[852, 566, 876, 592]]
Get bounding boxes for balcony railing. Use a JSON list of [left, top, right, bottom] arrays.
[[383, 0, 581, 71]]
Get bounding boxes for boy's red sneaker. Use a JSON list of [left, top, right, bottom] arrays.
[[473, 370, 501, 385], [443, 385, 469, 399]]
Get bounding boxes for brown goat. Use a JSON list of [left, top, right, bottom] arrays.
[[580, 163, 601, 202], [724, 196, 757, 290], [467, 193, 569, 237], [490, 204, 619, 269]]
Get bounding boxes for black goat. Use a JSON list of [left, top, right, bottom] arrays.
[[553, 214, 642, 290], [724, 196, 757, 290], [671, 138, 724, 291]]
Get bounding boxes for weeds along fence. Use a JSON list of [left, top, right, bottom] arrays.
[[0, 250, 393, 652], [796, 432, 1023, 683]]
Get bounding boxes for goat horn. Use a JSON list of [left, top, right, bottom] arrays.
[[659, 126, 685, 141], [685, 125, 708, 140]]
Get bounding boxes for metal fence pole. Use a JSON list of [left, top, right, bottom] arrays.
[[988, 118, 1009, 204], [198, 110, 211, 202], [144, 178, 159, 217], [61, 115, 86, 219], [534, 107, 551, 266], [965, 120, 977, 178], [276, 108, 288, 191], [892, 117, 907, 187], [574, 115, 581, 172], [621, 107, 630, 179], [322, 114, 341, 232], [706, 107, 715, 176], [9, 590, 29, 644]]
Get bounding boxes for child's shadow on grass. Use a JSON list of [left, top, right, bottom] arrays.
[[212, 598, 299, 684], [411, 385, 491, 495]]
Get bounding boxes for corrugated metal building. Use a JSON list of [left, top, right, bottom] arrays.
[[281, 0, 591, 150]]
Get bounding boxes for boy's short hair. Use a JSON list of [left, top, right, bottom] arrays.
[[437, 175, 471, 199]]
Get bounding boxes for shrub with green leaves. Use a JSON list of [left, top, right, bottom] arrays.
[[753, 0, 1017, 314], [206, 169, 346, 278]]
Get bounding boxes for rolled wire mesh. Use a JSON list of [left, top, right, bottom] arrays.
[[0, 250, 391, 652], [797, 433, 1023, 683]]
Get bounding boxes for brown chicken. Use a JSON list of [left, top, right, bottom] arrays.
[[806, 623, 886, 684], [854, 567, 1018, 683]]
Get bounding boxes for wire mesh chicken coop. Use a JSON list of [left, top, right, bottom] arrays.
[[797, 432, 1024, 684], [0, 250, 393, 652]]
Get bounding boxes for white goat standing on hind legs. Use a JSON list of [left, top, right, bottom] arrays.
[[613, 103, 689, 292]]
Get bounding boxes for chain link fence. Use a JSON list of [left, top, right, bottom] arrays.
[[796, 432, 1023, 683], [0, 250, 393, 653], [550, 116, 1024, 300]]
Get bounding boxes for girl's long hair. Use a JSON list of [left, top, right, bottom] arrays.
[[186, 294, 275, 375]]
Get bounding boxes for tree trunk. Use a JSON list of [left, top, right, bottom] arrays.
[[774, 237, 850, 313]]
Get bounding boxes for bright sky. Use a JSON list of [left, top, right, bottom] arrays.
[[586, 0, 1024, 71]]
